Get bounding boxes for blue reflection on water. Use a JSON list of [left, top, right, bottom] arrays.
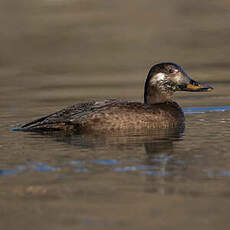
[[26, 161, 60, 172], [184, 106, 230, 114], [219, 171, 230, 177], [1, 158, 171, 176], [153, 154, 172, 162], [113, 165, 171, 177], [0, 161, 60, 176], [0, 169, 17, 175], [75, 168, 89, 173], [113, 165, 159, 172], [204, 169, 230, 177], [92, 159, 120, 165], [140, 171, 171, 176]]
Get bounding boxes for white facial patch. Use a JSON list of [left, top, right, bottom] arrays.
[[150, 72, 166, 85], [172, 72, 184, 84]]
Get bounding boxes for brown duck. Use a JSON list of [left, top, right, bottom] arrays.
[[18, 63, 213, 133]]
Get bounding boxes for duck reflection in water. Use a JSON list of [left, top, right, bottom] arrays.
[[24, 123, 186, 195], [17, 62, 213, 133]]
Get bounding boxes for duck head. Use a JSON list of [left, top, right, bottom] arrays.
[[144, 62, 213, 104]]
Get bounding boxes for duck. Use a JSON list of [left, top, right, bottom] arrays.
[[18, 62, 213, 133]]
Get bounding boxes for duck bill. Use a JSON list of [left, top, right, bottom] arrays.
[[181, 79, 213, 92]]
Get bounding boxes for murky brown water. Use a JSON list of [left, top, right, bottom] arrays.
[[1, 1, 230, 229]]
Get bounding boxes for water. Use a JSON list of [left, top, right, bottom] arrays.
[[1, 0, 230, 229]]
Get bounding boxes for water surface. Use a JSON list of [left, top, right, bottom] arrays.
[[1, 1, 230, 229]]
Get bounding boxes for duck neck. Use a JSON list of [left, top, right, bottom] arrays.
[[144, 86, 173, 104]]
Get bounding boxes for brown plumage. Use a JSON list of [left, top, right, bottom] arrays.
[[18, 62, 213, 133]]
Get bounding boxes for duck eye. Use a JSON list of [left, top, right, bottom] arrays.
[[168, 69, 174, 74]]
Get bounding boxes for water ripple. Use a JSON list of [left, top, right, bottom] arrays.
[[0, 161, 60, 176], [113, 165, 159, 172], [184, 106, 230, 114], [204, 169, 230, 178], [92, 159, 120, 165]]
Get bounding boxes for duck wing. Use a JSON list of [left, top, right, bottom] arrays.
[[20, 99, 121, 130]]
